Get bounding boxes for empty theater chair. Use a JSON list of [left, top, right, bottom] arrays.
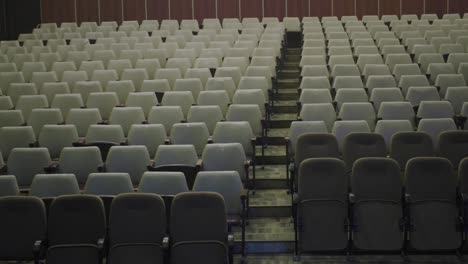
[[170, 192, 232, 264], [7, 148, 52, 188], [37, 124, 79, 159], [437, 131, 468, 170], [405, 157, 462, 252], [342, 133, 387, 172], [102, 146, 151, 185], [294, 158, 348, 256], [108, 193, 167, 264], [0, 175, 20, 197], [138, 171, 189, 196], [350, 158, 404, 252], [0, 126, 36, 159], [0, 196, 46, 262], [40, 195, 106, 264]]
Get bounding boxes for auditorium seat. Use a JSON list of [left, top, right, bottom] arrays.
[[150, 144, 199, 189], [0, 126, 36, 158], [51, 93, 84, 118], [0, 196, 46, 262], [43, 195, 106, 264], [139, 171, 189, 195], [86, 92, 119, 120], [405, 157, 462, 251], [108, 193, 166, 264], [342, 133, 387, 172], [437, 131, 468, 169], [104, 146, 150, 185], [29, 174, 80, 200], [171, 122, 209, 156], [38, 124, 79, 159], [300, 103, 336, 132], [374, 120, 413, 151], [193, 171, 248, 256], [73, 81, 103, 103], [27, 108, 63, 136], [350, 158, 404, 251], [7, 147, 51, 188], [294, 158, 348, 254], [406, 86, 440, 109], [0, 175, 20, 196]]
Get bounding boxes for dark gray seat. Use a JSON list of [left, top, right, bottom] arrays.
[[45, 195, 106, 264], [437, 130, 468, 170], [294, 158, 348, 255], [343, 133, 387, 172], [108, 193, 166, 264], [405, 157, 462, 251], [0, 196, 46, 262], [170, 192, 230, 264], [390, 132, 434, 170], [350, 158, 404, 252]]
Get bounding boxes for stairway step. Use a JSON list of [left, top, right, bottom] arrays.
[[233, 217, 294, 241], [286, 47, 302, 54], [268, 128, 290, 138], [275, 90, 298, 100], [272, 104, 297, 113], [269, 119, 295, 129], [282, 64, 300, 71], [284, 55, 301, 63], [278, 70, 300, 79], [277, 79, 299, 89]]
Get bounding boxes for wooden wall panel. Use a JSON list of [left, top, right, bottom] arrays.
[[217, 0, 240, 20], [402, 0, 424, 15], [147, 0, 169, 20], [195, 0, 216, 23], [100, 0, 123, 23], [287, 0, 309, 18], [449, 0, 468, 14], [76, 0, 99, 23], [425, 0, 448, 17], [123, 0, 146, 22], [310, 0, 332, 17], [333, 0, 355, 17], [264, 0, 285, 19], [379, 0, 400, 15], [240, 0, 262, 19], [356, 0, 378, 18], [41, 0, 75, 23], [170, 0, 192, 20]]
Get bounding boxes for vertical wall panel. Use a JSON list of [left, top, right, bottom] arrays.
[[310, 0, 332, 17], [76, 0, 99, 23], [123, 0, 146, 22], [425, 0, 447, 17], [287, 0, 309, 18], [240, 0, 262, 19], [449, 0, 468, 14], [100, 0, 123, 23], [170, 0, 192, 20], [333, 0, 355, 17], [41, 0, 76, 23], [147, 0, 169, 20], [402, 0, 424, 15], [379, 0, 400, 16], [356, 0, 378, 18], [195, 0, 216, 23], [264, 0, 285, 19], [217, 0, 239, 20]]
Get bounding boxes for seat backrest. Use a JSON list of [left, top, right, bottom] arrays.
[[212, 121, 254, 157], [170, 192, 227, 263], [139, 171, 189, 195], [29, 174, 80, 198], [343, 133, 387, 171], [170, 122, 209, 156], [48, 195, 106, 246], [153, 145, 198, 166], [295, 133, 340, 166], [0, 196, 46, 260], [193, 171, 243, 215], [109, 193, 166, 253], [390, 132, 435, 169], [59, 146, 103, 185], [437, 131, 468, 169], [84, 173, 134, 195], [105, 146, 150, 185], [0, 126, 36, 159], [7, 148, 51, 187], [201, 143, 247, 181], [38, 124, 79, 159], [0, 175, 19, 197]]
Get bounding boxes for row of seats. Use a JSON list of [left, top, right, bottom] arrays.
[[1, 139, 254, 187], [0, 192, 234, 263], [293, 156, 468, 254]]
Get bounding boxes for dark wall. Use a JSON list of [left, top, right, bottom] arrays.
[[39, 0, 468, 23], [0, 0, 41, 40]]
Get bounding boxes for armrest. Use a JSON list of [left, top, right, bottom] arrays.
[[349, 193, 356, 204], [97, 166, 105, 172], [162, 236, 169, 250], [196, 159, 203, 170], [44, 162, 59, 174], [164, 138, 171, 145], [97, 238, 105, 251], [33, 240, 44, 260], [405, 193, 411, 203], [227, 234, 235, 247], [29, 141, 39, 147], [240, 189, 248, 202], [207, 137, 213, 144], [142, 120, 149, 124], [98, 120, 109, 125]]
